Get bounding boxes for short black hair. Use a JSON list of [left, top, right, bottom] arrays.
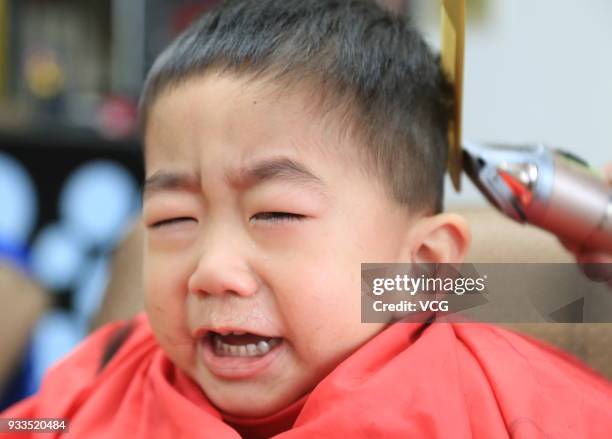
[[140, 0, 452, 213]]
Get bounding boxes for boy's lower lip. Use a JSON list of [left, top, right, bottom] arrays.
[[199, 334, 285, 380]]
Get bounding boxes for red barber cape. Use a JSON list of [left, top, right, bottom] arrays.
[[2, 313, 611, 438]]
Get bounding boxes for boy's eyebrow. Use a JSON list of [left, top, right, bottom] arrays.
[[143, 157, 327, 198], [229, 157, 327, 192], [143, 170, 201, 198]]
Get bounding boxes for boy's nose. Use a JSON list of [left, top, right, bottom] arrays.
[[187, 235, 259, 298]]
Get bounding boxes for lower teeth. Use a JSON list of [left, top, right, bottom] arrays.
[[212, 335, 280, 357]]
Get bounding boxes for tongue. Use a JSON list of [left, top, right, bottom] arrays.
[[217, 333, 274, 346]]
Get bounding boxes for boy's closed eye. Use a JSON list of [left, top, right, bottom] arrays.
[[149, 212, 306, 230], [149, 217, 198, 230], [250, 212, 306, 224]]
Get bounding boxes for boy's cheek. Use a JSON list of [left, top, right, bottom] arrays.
[[144, 246, 194, 289], [144, 257, 191, 327], [291, 257, 379, 357], [279, 273, 360, 350], [144, 272, 196, 369]]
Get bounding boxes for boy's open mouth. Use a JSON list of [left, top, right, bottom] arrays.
[[198, 329, 286, 379], [208, 331, 282, 357]]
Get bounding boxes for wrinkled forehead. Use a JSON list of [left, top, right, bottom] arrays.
[[142, 72, 366, 179]]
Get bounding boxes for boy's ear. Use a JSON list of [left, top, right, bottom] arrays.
[[403, 213, 471, 264]]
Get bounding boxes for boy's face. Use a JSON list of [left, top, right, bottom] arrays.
[[143, 73, 417, 417]]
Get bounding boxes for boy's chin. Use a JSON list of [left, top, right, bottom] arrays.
[[199, 378, 306, 418]]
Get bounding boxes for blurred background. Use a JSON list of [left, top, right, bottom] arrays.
[[0, 0, 610, 409]]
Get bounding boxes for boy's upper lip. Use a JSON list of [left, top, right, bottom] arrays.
[[192, 325, 281, 339]]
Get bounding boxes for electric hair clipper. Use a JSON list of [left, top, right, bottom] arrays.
[[462, 142, 612, 253]]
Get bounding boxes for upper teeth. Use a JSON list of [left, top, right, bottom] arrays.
[[212, 334, 280, 357], [216, 330, 247, 336]]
